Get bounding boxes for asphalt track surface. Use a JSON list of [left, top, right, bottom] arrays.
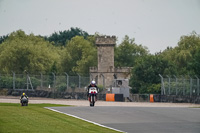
[[49, 106, 200, 133]]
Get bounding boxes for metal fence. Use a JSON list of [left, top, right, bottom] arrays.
[[159, 74, 200, 96], [0, 73, 90, 92]]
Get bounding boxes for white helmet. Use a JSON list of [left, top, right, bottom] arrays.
[[91, 80, 96, 85]]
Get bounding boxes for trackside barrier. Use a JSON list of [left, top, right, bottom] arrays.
[[150, 94, 154, 102], [106, 94, 115, 101], [115, 94, 124, 101], [106, 94, 124, 102]]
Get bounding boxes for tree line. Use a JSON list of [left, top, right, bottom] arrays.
[[0, 28, 200, 94]]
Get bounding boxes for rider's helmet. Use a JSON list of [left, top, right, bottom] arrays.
[[23, 93, 25, 96], [91, 80, 96, 87]]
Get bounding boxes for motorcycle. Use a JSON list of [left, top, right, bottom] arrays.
[[21, 97, 28, 106], [88, 87, 98, 107]]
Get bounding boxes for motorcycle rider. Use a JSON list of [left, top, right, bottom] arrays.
[[20, 93, 28, 103], [87, 80, 99, 100]]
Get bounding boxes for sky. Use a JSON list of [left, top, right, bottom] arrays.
[[0, 0, 200, 54]]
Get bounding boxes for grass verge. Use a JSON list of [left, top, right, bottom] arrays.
[[0, 103, 119, 133]]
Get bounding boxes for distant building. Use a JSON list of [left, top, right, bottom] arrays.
[[89, 36, 132, 90]]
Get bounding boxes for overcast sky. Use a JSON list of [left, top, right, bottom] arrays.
[[0, 0, 200, 54]]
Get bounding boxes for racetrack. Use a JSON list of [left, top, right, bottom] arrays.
[[1, 96, 200, 133], [49, 106, 200, 133]]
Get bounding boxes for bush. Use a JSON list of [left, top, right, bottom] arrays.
[[30, 77, 40, 89], [15, 78, 25, 89], [57, 83, 67, 92], [0, 75, 40, 90], [0, 76, 13, 89], [97, 85, 104, 93], [146, 84, 161, 94], [70, 83, 76, 90]]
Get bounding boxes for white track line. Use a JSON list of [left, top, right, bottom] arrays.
[[45, 107, 126, 133]]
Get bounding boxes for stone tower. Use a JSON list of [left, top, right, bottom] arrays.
[[96, 36, 115, 72], [96, 36, 115, 86], [90, 35, 132, 88]]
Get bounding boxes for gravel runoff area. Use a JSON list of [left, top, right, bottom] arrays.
[[0, 96, 200, 107]]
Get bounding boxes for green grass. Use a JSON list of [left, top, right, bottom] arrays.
[[0, 103, 119, 133]]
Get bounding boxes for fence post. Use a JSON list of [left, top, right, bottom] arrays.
[[189, 75, 192, 96], [181, 76, 185, 95], [64, 73, 69, 90], [25, 71, 33, 90], [90, 73, 93, 80], [166, 75, 170, 95], [25, 71, 29, 90], [100, 73, 105, 89], [159, 74, 165, 95], [173, 75, 177, 95], [40, 72, 43, 89], [95, 75, 98, 85], [12, 71, 15, 90], [52, 72, 56, 99], [0, 73, 1, 89], [77, 74, 81, 88], [195, 75, 199, 96]]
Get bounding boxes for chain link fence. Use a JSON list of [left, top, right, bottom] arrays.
[[0, 73, 106, 100], [159, 74, 200, 96], [0, 73, 90, 92]]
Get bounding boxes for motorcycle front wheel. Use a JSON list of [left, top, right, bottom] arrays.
[[90, 95, 95, 107]]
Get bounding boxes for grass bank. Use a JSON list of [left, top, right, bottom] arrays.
[[0, 103, 119, 133]]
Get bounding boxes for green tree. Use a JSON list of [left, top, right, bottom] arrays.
[[61, 36, 97, 75], [190, 47, 200, 75], [0, 35, 9, 44], [130, 55, 175, 94], [161, 32, 200, 75], [0, 30, 60, 74], [46, 27, 89, 46], [115, 35, 149, 67]]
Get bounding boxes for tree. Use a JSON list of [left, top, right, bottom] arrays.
[[0, 30, 60, 74], [190, 47, 200, 75], [60, 36, 97, 75], [46, 27, 89, 46], [115, 35, 149, 67], [130, 55, 175, 94], [0, 35, 9, 44], [161, 32, 200, 75]]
